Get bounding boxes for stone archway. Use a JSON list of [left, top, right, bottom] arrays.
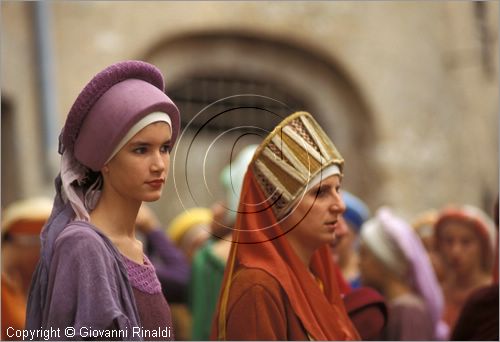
[[142, 31, 381, 221]]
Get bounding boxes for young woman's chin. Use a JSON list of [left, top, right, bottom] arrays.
[[309, 234, 336, 252], [140, 191, 163, 202], [320, 231, 336, 245]]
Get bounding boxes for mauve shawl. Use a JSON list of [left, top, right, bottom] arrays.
[[25, 176, 142, 340]]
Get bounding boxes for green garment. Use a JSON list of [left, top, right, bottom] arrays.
[[189, 240, 226, 340]]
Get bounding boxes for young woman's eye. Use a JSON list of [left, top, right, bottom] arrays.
[[160, 144, 171, 154], [133, 147, 147, 154], [461, 238, 473, 247], [444, 237, 454, 247], [316, 187, 328, 197]]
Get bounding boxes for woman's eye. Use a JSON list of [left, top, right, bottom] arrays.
[[461, 239, 473, 247], [133, 147, 147, 154], [160, 144, 171, 153], [316, 187, 328, 197]]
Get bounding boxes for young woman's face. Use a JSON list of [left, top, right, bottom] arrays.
[[438, 220, 484, 275], [330, 217, 357, 263], [104, 122, 172, 203], [284, 174, 346, 251]]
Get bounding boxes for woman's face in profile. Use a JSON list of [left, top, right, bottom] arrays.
[[283, 175, 346, 251], [103, 122, 172, 203]]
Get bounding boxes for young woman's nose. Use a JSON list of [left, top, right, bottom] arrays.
[[330, 192, 346, 214], [150, 151, 166, 172], [450, 241, 463, 256]]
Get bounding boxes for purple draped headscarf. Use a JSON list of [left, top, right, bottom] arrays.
[[25, 61, 180, 337], [360, 207, 449, 340]]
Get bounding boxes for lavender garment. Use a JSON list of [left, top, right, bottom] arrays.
[[145, 229, 190, 303], [384, 293, 434, 341], [122, 254, 162, 294], [26, 218, 142, 340], [376, 207, 447, 339], [123, 255, 174, 341]]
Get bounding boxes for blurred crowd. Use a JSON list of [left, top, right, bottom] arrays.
[[2, 145, 498, 341]]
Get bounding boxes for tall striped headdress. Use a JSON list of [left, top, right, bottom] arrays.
[[251, 111, 344, 219]]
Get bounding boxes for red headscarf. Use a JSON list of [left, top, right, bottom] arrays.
[[211, 168, 360, 340]]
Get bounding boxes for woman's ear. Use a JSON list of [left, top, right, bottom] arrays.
[[102, 164, 109, 173]]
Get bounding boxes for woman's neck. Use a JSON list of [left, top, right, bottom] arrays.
[[286, 236, 314, 268], [383, 277, 412, 301], [90, 188, 144, 263], [90, 188, 141, 239], [447, 267, 491, 290], [340, 252, 359, 279]]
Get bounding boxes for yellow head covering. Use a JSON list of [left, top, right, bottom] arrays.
[[412, 209, 438, 239], [167, 207, 213, 245]]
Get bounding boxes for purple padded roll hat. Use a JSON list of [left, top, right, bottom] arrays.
[[57, 61, 180, 221], [60, 60, 180, 171]]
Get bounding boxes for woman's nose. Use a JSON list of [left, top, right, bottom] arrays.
[[330, 193, 346, 213], [450, 242, 463, 256], [150, 151, 166, 172]]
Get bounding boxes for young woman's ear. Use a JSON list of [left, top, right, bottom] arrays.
[[102, 164, 110, 173]]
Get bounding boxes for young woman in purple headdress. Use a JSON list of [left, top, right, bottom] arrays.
[[26, 61, 180, 340]]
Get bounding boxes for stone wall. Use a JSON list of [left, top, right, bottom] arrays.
[[1, 1, 498, 222]]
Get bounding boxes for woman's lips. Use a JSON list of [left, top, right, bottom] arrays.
[[146, 179, 165, 189], [325, 220, 338, 232]]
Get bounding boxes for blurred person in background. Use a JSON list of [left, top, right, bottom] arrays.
[[450, 196, 499, 341], [434, 204, 496, 334], [26, 60, 181, 340], [332, 215, 389, 341], [331, 192, 389, 340], [189, 144, 257, 340], [1, 197, 52, 340], [342, 286, 388, 340], [412, 209, 446, 284], [211, 112, 359, 340], [330, 216, 355, 296], [165, 206, 213, 340], [167, 207, 212, 262], [359, 207, 447, 340], [331, 191, 370, 289]]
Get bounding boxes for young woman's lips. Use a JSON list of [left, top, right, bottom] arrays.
[[325, 220, 338, 232], [146, 179, 165, 189]]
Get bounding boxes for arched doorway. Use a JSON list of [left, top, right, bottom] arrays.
[[143, 31, 381, 221]]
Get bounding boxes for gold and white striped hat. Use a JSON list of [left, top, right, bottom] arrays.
[[251, 111, 344, 219]]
